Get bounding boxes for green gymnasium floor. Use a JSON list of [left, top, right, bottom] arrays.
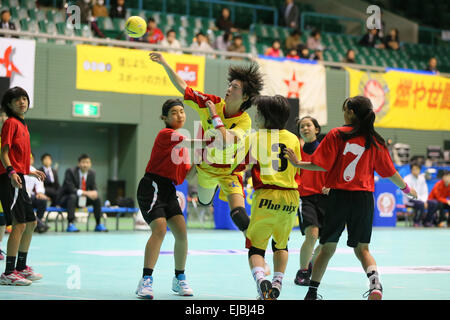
[[0, 224, 449, 300]]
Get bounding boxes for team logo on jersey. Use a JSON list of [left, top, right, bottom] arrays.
[[176, 63, 198, 87], [176, 191, 186, 213], [376, 192, 395, 217], [358, 72, 390, 123]]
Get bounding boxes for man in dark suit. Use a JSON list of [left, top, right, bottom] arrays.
[[59, 154, 108, 232], [0, 10, 18, 38], [280, 0, 299, 29], [39, 153, 60, 206]]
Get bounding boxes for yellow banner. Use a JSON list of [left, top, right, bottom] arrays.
[[346, 67, 450, 131], [76, 44, 205, 95]]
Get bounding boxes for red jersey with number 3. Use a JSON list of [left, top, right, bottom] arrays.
[[311, 126, 396, 192]]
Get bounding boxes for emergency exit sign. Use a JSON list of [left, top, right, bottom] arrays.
[[72, 102, 101, 118]]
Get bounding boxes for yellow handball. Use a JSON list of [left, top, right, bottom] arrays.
[[125, 16, 147, 38]]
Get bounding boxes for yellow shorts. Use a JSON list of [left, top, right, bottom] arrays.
[[247, 189, 299, 251], [196, 163, 244, 201]]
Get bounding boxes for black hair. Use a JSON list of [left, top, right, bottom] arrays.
[[1, 10, 9, 16], [296, 115, 321, 137], [147, 17, 155, 23], [78, 154, 90, 162], [338, 96, 386, 149], [161, 99, 184, 128], [290, 29, 301, 36], [41, 153, 52, 162], [1, 86, 30, 117], [254, 95, 290, 130], [196, 31, 205, 38], [166, 28, 176, 36], [442, 170, 450, 176], [227, 62, 264, 111], [272, 39, 281, 46], [223, 31, 233, 42], [409, 162, 421, 171], [311, 29, 320, 37]]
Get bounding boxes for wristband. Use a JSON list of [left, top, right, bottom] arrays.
[[212, 115, 224, 129], [401, 183, 411, 194], [6, 166, 16, 178]]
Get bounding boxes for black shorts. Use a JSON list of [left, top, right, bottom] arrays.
[[298, 194, 327, 237], [0, 173, 36, 226], [136, 173, 183, 225], [319, 189, 374, 248]]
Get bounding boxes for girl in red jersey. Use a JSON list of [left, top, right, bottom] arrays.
[[294, 116, 328, 287], [0, 87, 46, 286], [285, 96, 417, 300], [135, 99, 206, 300]]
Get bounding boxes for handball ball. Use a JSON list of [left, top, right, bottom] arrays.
[[125, 16, 147, 38]]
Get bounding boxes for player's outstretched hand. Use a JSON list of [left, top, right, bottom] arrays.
[[149, 52, 166, 65], [205, 100, 217, 116], [283, 148, 300, 166], [30, 170, 46, 181]]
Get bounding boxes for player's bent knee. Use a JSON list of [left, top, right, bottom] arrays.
[[272, 239, 288, 252], [230, 206, 249, 232], [248, 246, 266, 258]]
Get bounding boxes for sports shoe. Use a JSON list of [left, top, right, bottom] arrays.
[[136, 276, 154, 299], [257, 279, 274, 300], [294, 269, 310, 286], [172, 274, 194, 296], [363, 274, 383, 300], [66, 223, 80, 232], [16, 266, 43, 281], [0, 271, 32, 286], [304, 290, 323, 300], [94, 224, 108, 232], [0, 250, 5, 261], [271, 279, 282, 299]]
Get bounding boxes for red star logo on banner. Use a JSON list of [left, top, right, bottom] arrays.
[[0, 46, 21, 78], [283, 71, 304, 98]]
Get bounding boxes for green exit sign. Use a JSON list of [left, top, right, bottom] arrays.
[[72, 102, 101, 118]]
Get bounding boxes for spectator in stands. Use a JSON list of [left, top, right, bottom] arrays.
[[311, 49, 323, 61], [297, 43, 309, 59], [426, 170, 450, 227], [307, 29, 324, 52], [214, 31, 233, 52], [384, 28, 400, 50], [359, 28, 384, 48], [76, 0, 93, 25], [190, 32, 214, 58], [39, 153, 60, 206], [280, 0, 299, 29], [145, 17, 164, 44], [403, 163, 429, 227], [109, 0, 127, 19], [0, 9, 17, 38], [286, 48, 300, 59], [426, 57, 439, 74], [59, 154, 108, 233], [215, 7, 237, 33], [227, 34, 246, 59], [343, 49, 356, 63], [286, 29, 302, 51], [265, 39, 284, 58], [25, 153, 50, 234], [92, 0, 108, 17], [161, 29, 181, 54]]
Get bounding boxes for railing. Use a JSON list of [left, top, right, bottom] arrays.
[[300, 11, 365, 35], [419, 26, 443, 46]]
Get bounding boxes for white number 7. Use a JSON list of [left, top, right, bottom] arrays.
[[342, 143, 365, 182]]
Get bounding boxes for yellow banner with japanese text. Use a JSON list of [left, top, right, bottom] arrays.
[[76, 44, 205, 95], [346, 67, 450, 131]]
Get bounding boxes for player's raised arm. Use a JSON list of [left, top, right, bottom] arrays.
[[149, 52, 187, 94], [283, 148, 326, 171]]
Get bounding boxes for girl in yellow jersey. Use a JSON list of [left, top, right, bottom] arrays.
[[232, 95, 302, 300]]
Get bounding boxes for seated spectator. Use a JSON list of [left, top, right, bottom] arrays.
[[384, 28, 399, 50], [311, 49, 323, 61], [280, 0, 299, 29], [58, 154, 108, 233], [39, 153, 60, 206], [297, 43, 309, 59], [306, 29, 324, 52], [0, 9, 18, 38], [265, 39, 284, 58], [403, 163, 429, 227], [161, 29, 181, 54], [426, 57, 439, 74], [227, 34, 246, 59], [285, 29, 302, 51], [25, 153, 50, 233], [109, 0, 127, 19], [359, 28, 384, 48], [426, 170, 450, 227], [343, 49, 356, 63], [190, 32, 214, 58], [145, 17, 164, 44], [215, 7, 237, 33], [286, 48, 299, 59], [92, 0, 108, 17], [214, 31, 233, 52], [75, 0, 93, 25]]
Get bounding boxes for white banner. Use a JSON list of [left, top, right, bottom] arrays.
[[256, 58, 327, 125], [0, 38, 36, 108]]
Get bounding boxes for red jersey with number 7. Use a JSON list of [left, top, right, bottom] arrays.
[[310, 126, 396, 192]]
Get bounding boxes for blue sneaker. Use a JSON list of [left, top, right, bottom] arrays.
[[66, 223, 80, 232], [136, 276, 154, 299], [172, 274, 194, 296], [94, 224, 108, 232]]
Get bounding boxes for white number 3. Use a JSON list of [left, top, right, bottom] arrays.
[[342, 143, 365, 182]]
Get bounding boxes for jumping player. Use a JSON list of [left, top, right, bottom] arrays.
[[285, 96, 417, 300]]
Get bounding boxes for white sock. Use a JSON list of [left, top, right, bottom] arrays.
[[251, 267, 266, 283], [366, 265, 378, 277], [273, 272, 284, 284]]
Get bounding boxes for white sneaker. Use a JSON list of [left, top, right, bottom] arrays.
[[271, 279, 282, 299], [256, 279, 274, 300], [136, 276, 154, 299], [172, 274, 194, 296], [16, 266, 43, 281], [0, 271, 32, 286]]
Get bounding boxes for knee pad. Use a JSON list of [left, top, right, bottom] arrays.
[[248, 246, 266, 258], [230, 206, 249, 232], [272, 239, 288, 252]]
